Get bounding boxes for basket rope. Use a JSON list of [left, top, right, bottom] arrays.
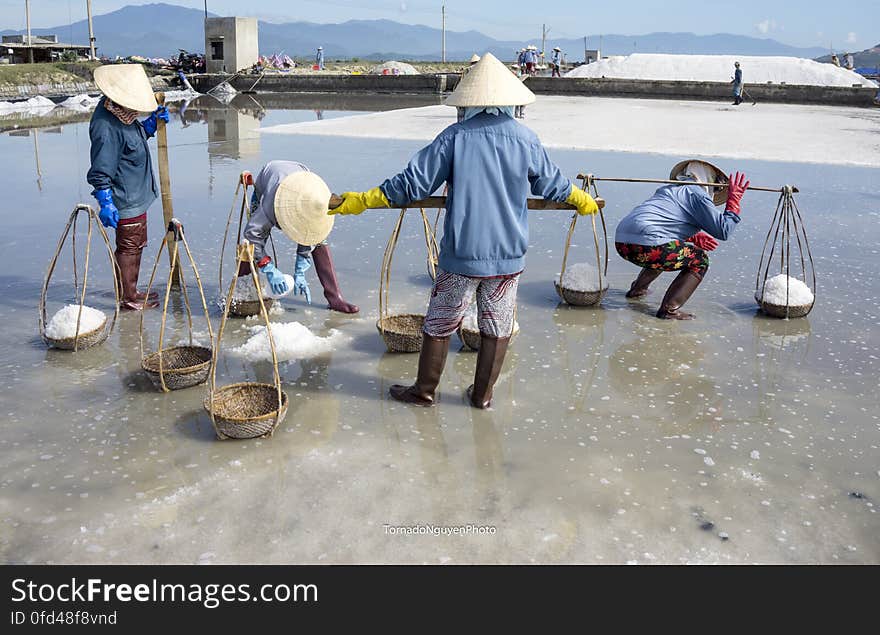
[[209, 241, 284, 436], [139, 219, 215, 392], [755, 186, 816, 318], [219, 173, 280, 297], [557, 174, 608, 298], [378, 207, 437, 330], [39, 204, 120, 351]]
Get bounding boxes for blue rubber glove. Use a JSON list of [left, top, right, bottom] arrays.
[[141, 106, 170, 137], [293, 253, 312, 304], [94, 188, 119, 229], [259, 261, 289, 296]]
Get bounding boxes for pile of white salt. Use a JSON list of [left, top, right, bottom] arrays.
[[44, 304, 106, 339], [230, 321, 347, 363], [559, 262, 608, 292], [756, 274, 814, 306]]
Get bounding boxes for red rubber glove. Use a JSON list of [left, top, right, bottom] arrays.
[[725, 171, 749, 215], [687, 231, 719, 251]]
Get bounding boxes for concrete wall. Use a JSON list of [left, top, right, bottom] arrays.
[[205, 17, 258, 74], [189, 72, 878, 107]]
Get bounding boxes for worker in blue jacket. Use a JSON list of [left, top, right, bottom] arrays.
[[329, 53, 599, 409], [86, 64, 168, 311], [615, 160, 749, 320], [732, 61, 743, 105]]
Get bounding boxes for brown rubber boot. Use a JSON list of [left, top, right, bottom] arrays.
[[656, 270, 703, 320], [115, 215, 158, 311], [389, 334, 451, 406], [626, 268, 663, 298], [311, 244, 359, 314], [467, 334, 511, 409]]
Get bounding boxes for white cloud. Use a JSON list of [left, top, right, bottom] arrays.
[[846, 32, 857, 44], [755, 19, 778, 35]]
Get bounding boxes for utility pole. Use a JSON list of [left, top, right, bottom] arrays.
[[86, 0, 96, 60], [583, 36, 587, 63], [441, 5, 446, 63], [204, 1, 208, 20], [25, 0, 33, 63], [542, 24, 548, 59]]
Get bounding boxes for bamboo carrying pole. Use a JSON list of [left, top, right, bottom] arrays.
[[576, 175, 798, 194], [154, 92, 181, 288], [328, 195, 605, 211]]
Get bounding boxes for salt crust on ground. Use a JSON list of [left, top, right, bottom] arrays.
[[565, 53, 877, 88], [560, 262, 608, 292], [45, 304, 106, 339], [756, 274, 815, 306], [371, 61, 419, 75], [230, 321, 348, 363], [261, 96, 880, 167]]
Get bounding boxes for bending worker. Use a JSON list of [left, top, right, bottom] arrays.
[[614, 160, 749, 320], [329, 53, 599, 409], [242, 160, 358, 314], [87, 64, 169, 311]]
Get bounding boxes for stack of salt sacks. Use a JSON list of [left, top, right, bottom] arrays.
[[756, 274, 814, 306], [44, 304, 106, 339], [560, 262, 607, 292]]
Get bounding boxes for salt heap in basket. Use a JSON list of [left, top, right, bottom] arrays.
[[45, 304, 106, 339]]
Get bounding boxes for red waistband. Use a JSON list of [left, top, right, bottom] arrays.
[[119, 213, 147, 225]]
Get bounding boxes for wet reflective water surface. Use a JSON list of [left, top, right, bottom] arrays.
[[1, 94, 878, 563]]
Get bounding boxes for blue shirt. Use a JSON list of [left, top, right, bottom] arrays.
[[380, 112, 573, 277], [86, 97, 158, 219], [615, 183, 740, 247]]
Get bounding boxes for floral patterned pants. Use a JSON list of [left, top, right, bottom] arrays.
[[423, 269, 520, 338], [615, 241, 709, 278]]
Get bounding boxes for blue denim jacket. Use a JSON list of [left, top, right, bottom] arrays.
[[86, 98, 158, 219], [380, 112, 573, 277]]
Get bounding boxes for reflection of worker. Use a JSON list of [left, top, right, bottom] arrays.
[[87, 64, 168, 310], [615, 160, 748, 320], [316, 46, 324, 70], [242, 161, 359, 313], [329, 53, 599, 408], [731, 61, 743, 105]]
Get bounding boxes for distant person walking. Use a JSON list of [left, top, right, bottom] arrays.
[[731, 61, 743, 106], [316, 46, 324, 70], [550, 47, 563, 78], [525, 45, 538, 75], [517, 48, 527, 75]]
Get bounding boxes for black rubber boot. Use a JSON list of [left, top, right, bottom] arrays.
[[626, 268, 663, 298], [467, 334, 511, 409], [390, 334, 451, 407], [656, 270, 703, 320]]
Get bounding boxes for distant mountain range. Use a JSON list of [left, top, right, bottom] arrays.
[[1, 2, 831, 61]]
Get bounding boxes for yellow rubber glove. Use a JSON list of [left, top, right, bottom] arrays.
[[328, 187, 390, 215], [566, 185, 599, 216]]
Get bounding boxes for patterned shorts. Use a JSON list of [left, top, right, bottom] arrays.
[[615, 241, 709, 277], [423, 269, 520, 338]]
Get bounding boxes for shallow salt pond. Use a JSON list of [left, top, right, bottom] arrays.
[[0, 95, 878, 564]]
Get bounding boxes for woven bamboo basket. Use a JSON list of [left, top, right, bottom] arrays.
[[555, 175, 609, 308], [229, 296, 275, 318], [140, 219, 215, 392], [458, 320, 520, 351], [39, 204, 120, 352], [204, 382, 289, 439], [143, 346, 212, 391], [206, 241, 288, 440], [377, 208, 436, 353], [755, 186, 816, 320]]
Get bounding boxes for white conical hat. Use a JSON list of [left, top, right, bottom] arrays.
[[93, 64, 157, 113], [669, 159, 729, 206], [446, 52, 535, 107], [274, 171, 334, 246], [469, 53, 481, 63]]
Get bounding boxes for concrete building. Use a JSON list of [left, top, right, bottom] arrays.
[[204, 17, 258, 74], [2, 35, 91, 64]]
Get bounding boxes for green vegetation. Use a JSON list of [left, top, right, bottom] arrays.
[[0, 61, 101, 89]]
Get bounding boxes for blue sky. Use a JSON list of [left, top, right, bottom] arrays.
[[1, 0, 876, 50]]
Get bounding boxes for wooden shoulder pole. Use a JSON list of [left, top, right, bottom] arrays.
[[154, 92, 181, 288]]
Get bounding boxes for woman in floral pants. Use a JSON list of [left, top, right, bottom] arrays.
[[614, 160, 749, 319]]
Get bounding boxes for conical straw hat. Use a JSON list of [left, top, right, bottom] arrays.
[[469, 53, 481, 63], [669, 159, 729, 206], [274, 171, 334, 246], [446, 52, 535, 107], [93, 64, 158, 113]]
